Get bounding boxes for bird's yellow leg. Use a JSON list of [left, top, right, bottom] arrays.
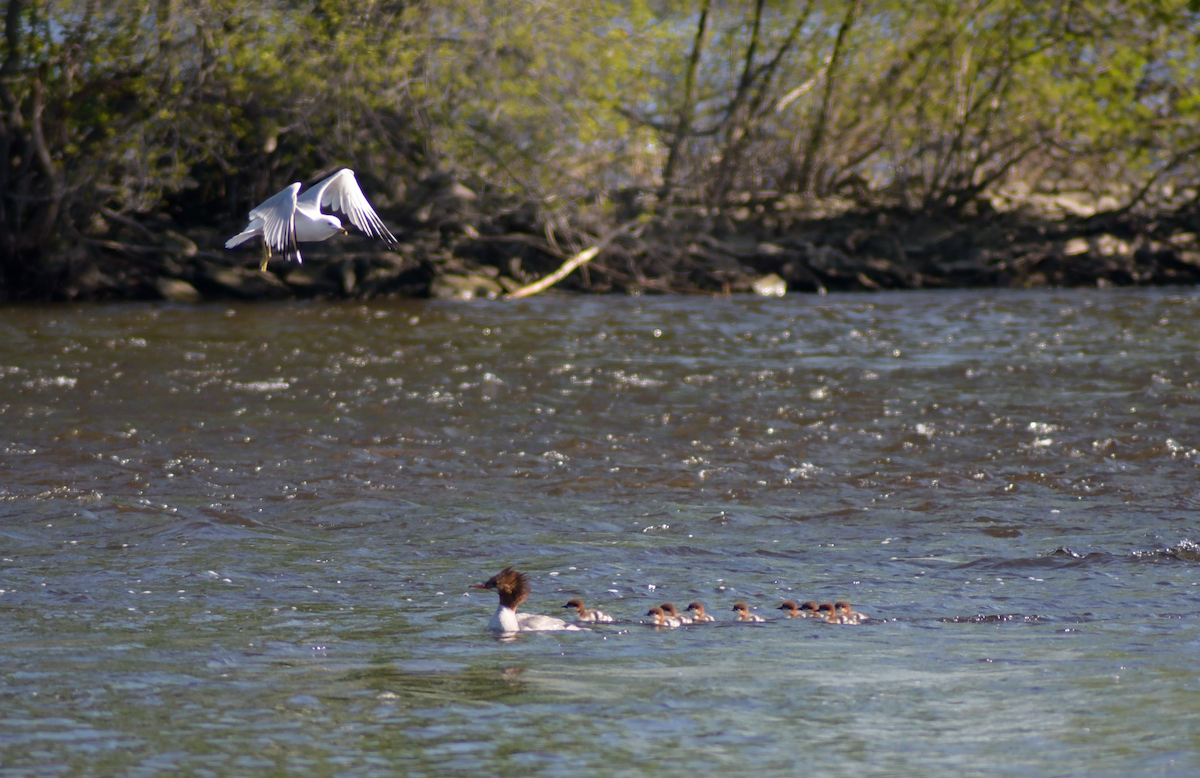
[[261, 244, 271, 272]]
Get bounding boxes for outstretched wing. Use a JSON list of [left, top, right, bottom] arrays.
[[227, 183, 302, 264], [250, 183, 301, 262], [298, 169, 398, 246]]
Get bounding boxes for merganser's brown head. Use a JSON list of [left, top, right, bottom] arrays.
[[731, 601, 751, 617], [470, 567, 530, 610], [646, 606, 667, 624], [660, 603, 681, 618], [800, 601, 820, 614], [685, 602, 707, 616], [778, 600, 800, 616], [563, 598, 587, 615], [834, 601, 852, 614], [817, 602, 834, 616]]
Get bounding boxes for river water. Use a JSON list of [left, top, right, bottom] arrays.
[[2, 289, 1199, 776]]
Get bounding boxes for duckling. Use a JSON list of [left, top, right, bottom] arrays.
[[732, 601, 766, 622], [646, 605, 682, 628], [563, 598, 614, 624]]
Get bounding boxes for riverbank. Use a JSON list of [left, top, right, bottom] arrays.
[[49, 188, 1200, 302]]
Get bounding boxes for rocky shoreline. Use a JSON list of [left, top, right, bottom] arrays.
[[50, 189, 1200, 302]]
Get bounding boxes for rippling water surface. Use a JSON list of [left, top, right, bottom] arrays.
[[2, 289, 1200, 776]]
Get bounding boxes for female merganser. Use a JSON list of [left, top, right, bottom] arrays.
[[659, 603, 693, 625], [778, 600, 821, 618], [563, 598, 614, 623], [817, 602, 835, 619], [646, 606, 682, 627], [732, 602, 766, 622], [471, 567, 583, 633], [828, 601, 868, 625], [685, 602, 716, 623]]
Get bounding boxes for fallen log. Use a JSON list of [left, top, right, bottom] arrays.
[[505, 220, 640, 299], [506, 245, 600, 298]]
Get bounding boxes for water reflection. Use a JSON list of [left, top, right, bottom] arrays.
[[348, 663, 531, 702]]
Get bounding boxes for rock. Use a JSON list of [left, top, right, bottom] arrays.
[[752, 273, 787, 296], [155, 277, 202, 303], [431, 273, 504, 300], [208, 267, 242, 288], [778, 261, 824, 293], [1035, 192, 1121, 218], [1063, 238, 1090, 256], [283, 266, 321, 287], [1063, 234, 1131, 258], [1167, 232, 1197, 249], [751, 242, 808, 275], [74, 265, 117, 294], [446, 182, 477, 202], [200, 264, 292, 298], [805, 244, 856, 275], [1094, 234, 1131, 256]]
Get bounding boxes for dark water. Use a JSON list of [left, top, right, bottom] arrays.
[[2, 289, 1199, 777]]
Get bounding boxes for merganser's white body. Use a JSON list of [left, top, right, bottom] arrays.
[[646, 606, 683, 627], [827, 601, 868, 625], [563, 598, 614, 623], [686, 602, 716, 623], [732, 602, 766, 622], [472, 568, 582, 633], [490, 607, 579, 632], [660, 603, 693, 625]]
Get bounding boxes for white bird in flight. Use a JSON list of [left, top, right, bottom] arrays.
[[225, 168, 398, 270]]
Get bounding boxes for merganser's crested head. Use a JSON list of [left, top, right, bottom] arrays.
[[685, 602, 707, 616], [800, 601, 820, 614], [834, 601, 852, 614], [660, 603, 681, 617], [646, 606, 667, 624], [817, 602, 835, 616], [471, 567, 530, 610], [563, 598, 587, 615], [778, 600, 800, 615], [732, 601, 751, 614]]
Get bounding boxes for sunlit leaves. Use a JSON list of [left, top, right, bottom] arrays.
[[8, 0, 1200, 251]]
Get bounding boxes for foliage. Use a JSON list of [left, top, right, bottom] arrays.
[[1, 0, 1198, 297]]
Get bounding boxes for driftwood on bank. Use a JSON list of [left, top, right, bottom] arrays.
[[505, 220, 641, 299], [506, 245, 600, 298]]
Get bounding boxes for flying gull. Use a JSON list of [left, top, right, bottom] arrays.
[[226, 169, 398, 270]]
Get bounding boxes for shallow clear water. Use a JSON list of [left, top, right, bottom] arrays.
[[2, 289, 1199, 777]]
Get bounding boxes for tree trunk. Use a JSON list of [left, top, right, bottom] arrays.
[[0, 0, 26, 296], [791, 0, 859, 194], [708, 0, 814, 205], [0, 1, 67, 299], [659, 0, 711, 201]]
